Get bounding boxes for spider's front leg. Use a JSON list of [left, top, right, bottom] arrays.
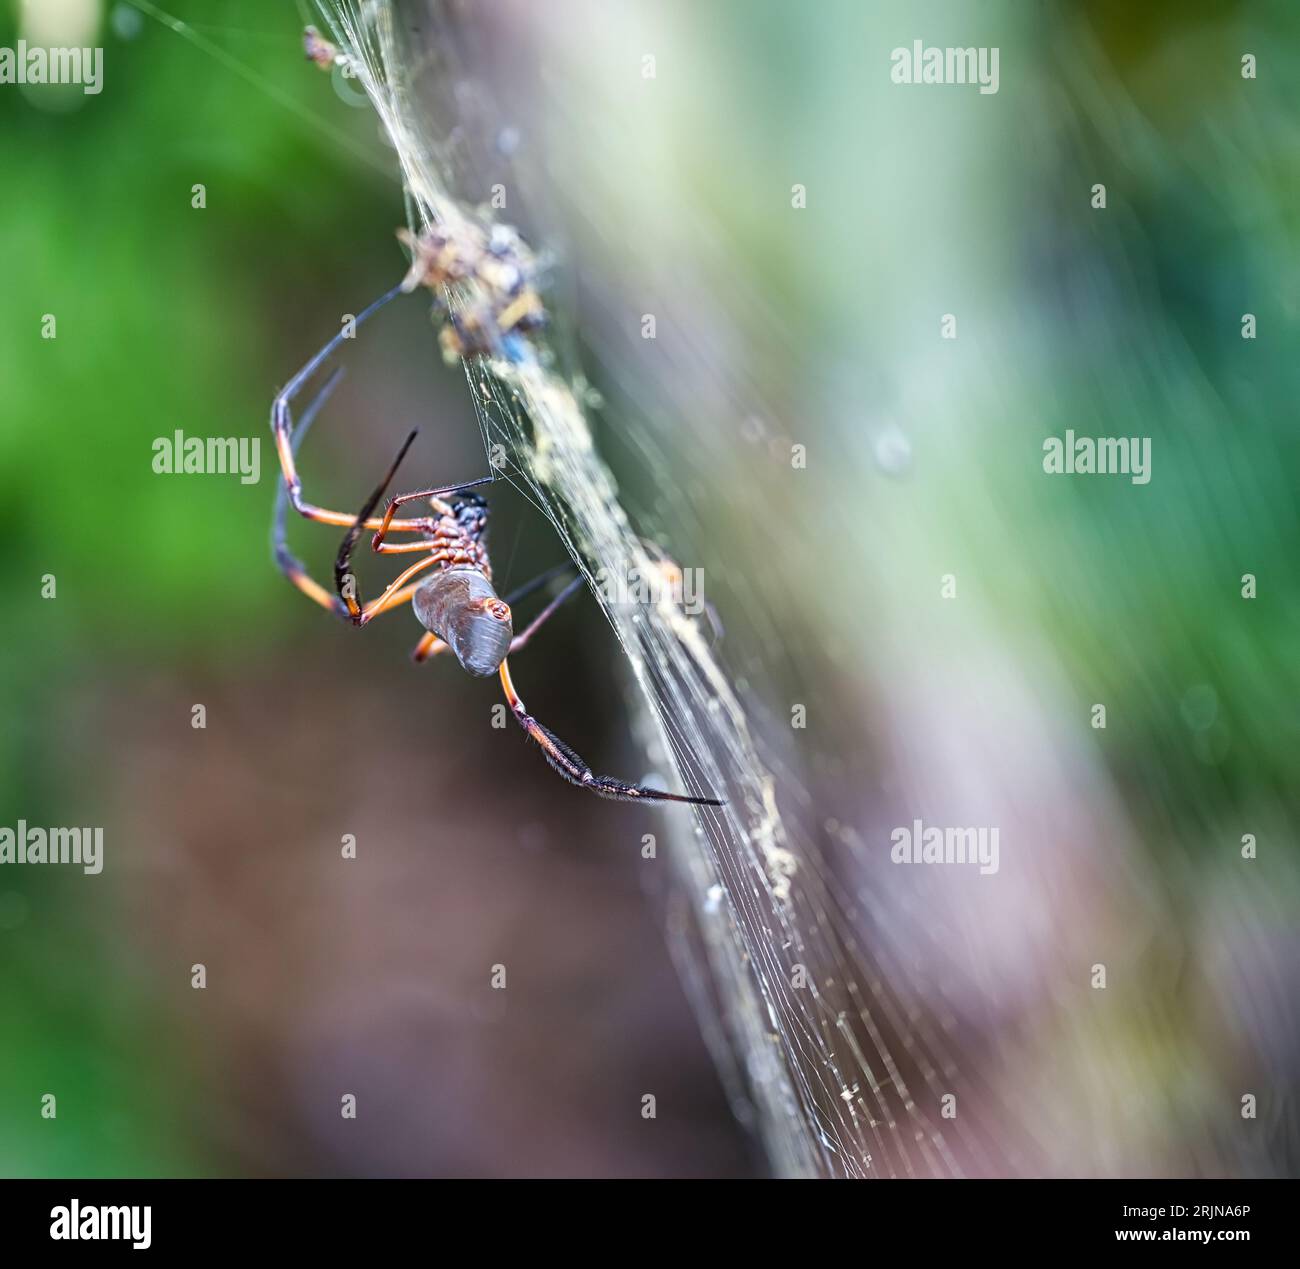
[[273, 367, 351, 618], [271, 283, 432, 536], [275, 399, 435, 624], [270, 284, 452, 622]]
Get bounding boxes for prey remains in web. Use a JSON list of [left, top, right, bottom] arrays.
[[269, 222, 722, 808]]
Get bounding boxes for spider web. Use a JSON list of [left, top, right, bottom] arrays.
[[311, 0, 999, 1178]]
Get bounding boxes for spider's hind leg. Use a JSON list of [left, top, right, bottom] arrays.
[[497, 659, 723, 807], [508, 572, 586, 655]]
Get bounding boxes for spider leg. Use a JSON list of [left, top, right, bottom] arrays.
[[339, 429, 506, 622], [501, 561, 578, 607], [497, 658, 724, 806], [335, 429, 417, 619], [360, 571, 443, 621], [508, 573, 586, 653], [269, 282, 435, 534], [370, 474, 494, 552], [273, 367, 351, 617], [274, 371, 434, 621], [334, 431, 460, 625], [411, 631, 448, 663], [342, 550, 448, 627]]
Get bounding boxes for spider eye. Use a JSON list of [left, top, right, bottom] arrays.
[[413, 568, 513, 677]]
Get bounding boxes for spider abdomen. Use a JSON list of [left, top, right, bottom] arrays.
[[412, 566, 513, 677]]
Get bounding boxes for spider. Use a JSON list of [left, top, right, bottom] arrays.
[[270, 282, 722, 807]]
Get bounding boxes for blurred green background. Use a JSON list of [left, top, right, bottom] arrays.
[[1, 0, 1296, 1176], [0, 0, 756, 1178]]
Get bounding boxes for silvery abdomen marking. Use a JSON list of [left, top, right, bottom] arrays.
[[413, 566, 513, 677]]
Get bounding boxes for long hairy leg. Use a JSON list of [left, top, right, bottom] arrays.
[[508, 573, 586, 653], [497, 659, 723, 806], [272, 368, 351, 617], [334, 431, 445, 625], [269, 282, 433, 534]]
